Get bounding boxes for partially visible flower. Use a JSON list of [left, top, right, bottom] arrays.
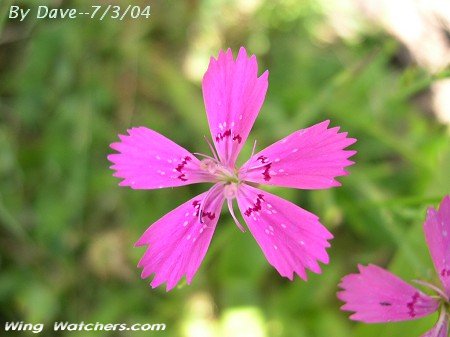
[[108, 47, 356, 291], [338, 195, 450, 337]]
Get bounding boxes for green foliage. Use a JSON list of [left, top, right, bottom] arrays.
[[0, 1, 449, 336]]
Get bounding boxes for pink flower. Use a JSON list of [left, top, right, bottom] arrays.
[[108, 47, 356, 291], [338, 195, 450, 337]]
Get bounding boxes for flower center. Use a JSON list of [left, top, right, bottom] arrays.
[[199, 158, 239, 184], [223, 183, 239, 199], [196, 156, 244, 231]]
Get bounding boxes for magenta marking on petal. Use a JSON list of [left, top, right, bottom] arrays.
[[232, 134, 242, 143], [255, 155, 272, 181], [192, 200, 201, 216], [262, 164, 272, 181], [257, 155, 269, 164], [202, 212, 215, 220], [175, 156, 192, 181], [379, 302, 392, 306], [215, 129, 242, 144], [192, 200, 215, 220], [215, 129, 231, 142], [406, 292, 420, 318], [244, 193, 265, 217], [175, 156, 192, 172]]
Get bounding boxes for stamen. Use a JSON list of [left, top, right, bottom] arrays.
[[239, 149, 273, 182], [239, 140, 258, 179], [412, 280, 449, 301], [435, 308, 448, 331], [194, 152, 219, 162], [204, 136, 219, 162], [245, 161, 273, 171], [243, 146, 273, 172], [215, 165, 235, 179], [227, 198, 245, 232]]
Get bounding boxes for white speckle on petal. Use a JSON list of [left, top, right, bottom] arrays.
[[231, 121, 235, 127], [265, 229, 270, 235], [281, 223, 286, 228], [199, 228, 204, 234], [239, 114, 243, 120], [219, 123, 223, 130], [300, 240, 305, 245], [186, 234, 191, 240], [185, 212, 189, 217], [183, 221, 189, 226], [156, 155, 161, 160], [292, 148, 298, 153], [193, 237, 197, 242], [267, 204, 272, 209], [273, 245, 278, 250], [278, 169, 284, 173], [167, 159, 172, 163], [444, 230, 448, 237], [223, 121, 227, 127]]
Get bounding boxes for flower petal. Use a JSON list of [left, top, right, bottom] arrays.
[[421, 311, 448, 337], [236, 184, 333, 280], [424, 195, 450, 296], [240, 120, 356, 189], [337, 264, 439, 323], [135, 184, 224, 291], [202, 47, 268, 166], [108, 127, 213, 189]]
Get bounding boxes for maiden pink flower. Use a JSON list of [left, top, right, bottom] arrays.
[[338, 195, 450, 337], [108, 47, 356, 291]]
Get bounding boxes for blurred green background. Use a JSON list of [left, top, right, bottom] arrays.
[[1, 0, 449, 336]]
